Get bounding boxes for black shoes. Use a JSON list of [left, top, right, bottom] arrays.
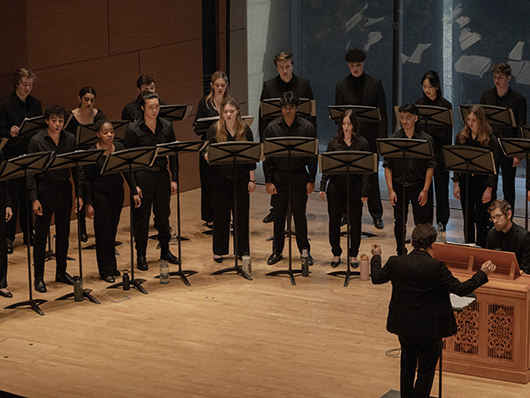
[[34, 278, 47, 293], [103, 276, 115, 283], [56, 272, 74, 285], [331, 258, 341, 268], [113, 270, 121, 277], [0, 290, 13, 298], [373, 218, 384, 230], [213, 255, 223, 263], [161, 250, 180, 264], [137, 256, 149, 271], [262, 209, 274, 223], [267, 252, 283, 265], [308, 254, 314, 266], [6, 238, 13, 254]]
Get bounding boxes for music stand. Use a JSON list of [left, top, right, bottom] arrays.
[[328, 105, 381, 123], [0, 138, 7, 151], [101, 147, 157, 294], [1, 151, 53, 316], [18, 115, 46, 138], [416, 105, 454, 131], [152, 141, 205, 285], [498, 138, 530, 228], [377, 138, 433, 255], [46, 149, 105, 304], [261, 98, 315, 119], [442, 145, 496, 244], [264, 136, 318, 285], [459, 104, 515, 128], [207, 141, 261, 280], [76, 120, 129, 149], [159, 105, 193, 122], [321, 151, 377, 287]]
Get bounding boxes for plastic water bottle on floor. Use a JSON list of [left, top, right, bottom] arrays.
[[160, 260, 169, 284]]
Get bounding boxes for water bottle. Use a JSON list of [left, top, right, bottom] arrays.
[[170, 224, 177, 246], [122, 270, 130, 290], [301, 249, 309, 277], [159, 260, 169, 284], [437, 223, 444, 242], [73, 276, 83, 302], [360, 254, 370, 281], [242, 255, 252, 275]]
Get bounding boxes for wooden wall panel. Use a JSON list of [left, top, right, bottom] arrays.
[[25, 0, 109, 69], [30, 52, 139, 120], [108, 0, 201, 55], [0, 0, 28, 78]]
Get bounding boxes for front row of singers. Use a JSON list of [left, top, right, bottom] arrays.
[[2, 91, 530, 298]]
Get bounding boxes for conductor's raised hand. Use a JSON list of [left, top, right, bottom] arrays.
[[481, 260, 496, 275]]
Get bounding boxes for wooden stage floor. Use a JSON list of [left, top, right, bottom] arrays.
[[0, 186, 529, 397]]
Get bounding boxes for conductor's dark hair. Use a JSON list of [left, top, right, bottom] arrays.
[[44, 104, 67, 120], [488, 199, 513, 219], [411, 224, 437, 250], [421, 70, 442, 96], [492, 63, 511, 77], [136, 74, 156, 89], [13, 68, 36, 88], [279, 91, 299, 107], [95, 119, 112, 132], [345, 49, 366, 63], [79, 86, 97, 98], [399, 103, 420, 117], [139, 91, 159, 107]]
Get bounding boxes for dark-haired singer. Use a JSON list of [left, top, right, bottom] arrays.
[[124, 91, 179, 271]]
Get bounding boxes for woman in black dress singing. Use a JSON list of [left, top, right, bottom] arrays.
[[204, 96, 256, 263], [319, 110, 370, 268], [65, 86, 106, 242], [453, 105, 498, 247], [415, 70, 453, 231], [194, 71, 229, 229], [85, 120, 141, 282]]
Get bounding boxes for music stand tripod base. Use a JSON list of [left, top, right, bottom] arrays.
[[107, 278, 148, 294], [155, 269, 199, 286], [5, 299, 47, 316], [56, 288, 101, 304]]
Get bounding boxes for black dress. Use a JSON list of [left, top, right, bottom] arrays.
[[0, 151, 12, 289], [204, 124, 256, 256], [84, 142, 131, 279], [64, 109, 107, 139], [193, 97, 219, 224]]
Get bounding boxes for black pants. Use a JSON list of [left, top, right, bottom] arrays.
[[499, 151, 516, 209], [327, 178, 362, 257], [211, 176, 250, 256], [6, 176, 33, 241], [272, 169, 310, 254], [199, 152, 213, 223], [0, 192, 8, 289], [33, 182, 72, 278], [393, 182, 433, 255], [433, 150, 450, 228], [398, 335, 441, 398], [458, 175, 494, 248], [93, 190, 123, 278], [133, 169, 171, 256], [367, 171, 383, 221]]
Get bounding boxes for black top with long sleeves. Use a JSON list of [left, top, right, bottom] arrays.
[[0, 91, 42, 159], [480, 87, 527, 138], [64, 109, 107, 138], [452, 132, 498, 188], [486, 222, 530, 274], [319, 136, 371, 197], [193, 97, 220, 139], [263, 115, 318, 184]]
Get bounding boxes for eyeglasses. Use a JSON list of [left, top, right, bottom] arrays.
[[489, 213, 506, 222]]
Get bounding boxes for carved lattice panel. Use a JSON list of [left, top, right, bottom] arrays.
[[454, 302, 480, 355], [487, 304, 514, 360]]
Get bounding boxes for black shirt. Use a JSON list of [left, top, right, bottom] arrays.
[[193, 97, 220, 139], [64, 109, 107, 139], [27, 129, 84, 202], [0, 91, 42, 159], [452, 132, 498, 188], [486, 222, 530, 274], [319, 136, 371, 197], [382, 128, 436, 185], [480, 87, 527, 138], [263, 115, 318, 183], [123, 116, 178, 181], [204, 124, 256, 180], [415, 94, 453, 148]]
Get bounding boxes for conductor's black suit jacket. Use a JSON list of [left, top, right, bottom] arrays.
[[371, 249, 488, 339], [335, 73, 388, 152]]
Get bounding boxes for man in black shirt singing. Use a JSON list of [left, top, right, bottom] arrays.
[[486, 199, 530, 274], [0, 68, 42, 252], [335, 48, 388, 230], [27, 104, 83, 293], [480, 63, 527, 209], [124, 91, 179, 270], [263, 91, 318, 265], [383, 104, 435, 255]]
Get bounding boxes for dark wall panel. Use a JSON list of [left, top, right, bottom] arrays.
[[26, 0, 109, 69], [0, 0, 28, 78]]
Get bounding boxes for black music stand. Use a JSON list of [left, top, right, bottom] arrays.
[[207, 141, 260, 280], [18, 115, 46, 138], [0, 138, 7, 150], [47, 149, 105, 304], [321, 151, 377, 287], [1, 151, 53, 316], [102, 147, 158, 294], [459, 104, 515, 128], [152, 141, 205, 285], [261, 98, 315, 120], [416, 105, 454, 132], [264, 137, 318, 285], [378, 138, 433, 255], [159, 105, 193, 122], [442, 145, 496, 243], [498, 138, 530, 228], [76, 120, 129, 149]]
